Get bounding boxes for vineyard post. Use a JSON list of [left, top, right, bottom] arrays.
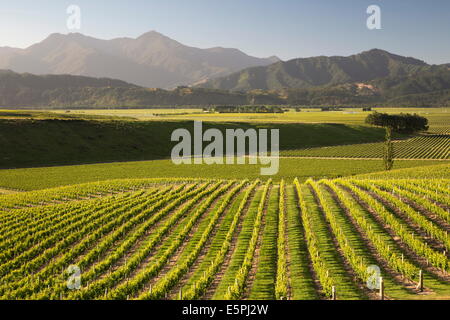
[[417, 270, 424, 292], [379, 277, 384, 300], [331, 286, 336, 300]]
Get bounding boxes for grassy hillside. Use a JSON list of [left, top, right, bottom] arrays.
[[0, 119, 387, 168]]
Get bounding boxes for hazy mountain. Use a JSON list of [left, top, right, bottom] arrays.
[[0, 31, 279, 89], [197, 49, 434, 91]]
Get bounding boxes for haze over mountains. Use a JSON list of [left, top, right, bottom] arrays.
[[0, 31, 279, 89]]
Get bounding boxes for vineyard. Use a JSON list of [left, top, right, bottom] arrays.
[[283, 133, 450, 159], [281, 109, 450, 160], [0, 176, 449, 300]]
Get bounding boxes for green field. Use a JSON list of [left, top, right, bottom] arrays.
[[0, 158, 447, 191], [45, 107, 450, 127], [355, 163, 450, 179]]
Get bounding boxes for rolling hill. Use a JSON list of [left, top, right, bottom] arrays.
[[198, 49, 437, 91], [0, 69, 286, 107]]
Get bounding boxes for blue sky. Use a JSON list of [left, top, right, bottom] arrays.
[[0, 0, 449, 64]]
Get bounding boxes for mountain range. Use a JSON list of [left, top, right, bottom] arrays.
[[197, 49, 441, 91], [0, 31, 278, 89], [2, 65, 450, 108], [1, 36, 450, 108]]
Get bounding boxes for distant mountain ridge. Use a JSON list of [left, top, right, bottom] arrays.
[[198, 49, 438, 91], [0, 31, 279, 89], [2, 67, 450, 108], [0, 69, 284, 107]]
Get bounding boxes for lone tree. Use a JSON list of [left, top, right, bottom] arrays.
[[383, 127, 394, 171], [365, 112, 429, 170]]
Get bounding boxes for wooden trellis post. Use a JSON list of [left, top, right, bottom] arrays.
[[379, 277, 384, 300], [331, 286, 336, 300], [417, 270, 424, 292]]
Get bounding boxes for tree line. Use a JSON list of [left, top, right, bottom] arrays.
[[365, 112, 429, 134]]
